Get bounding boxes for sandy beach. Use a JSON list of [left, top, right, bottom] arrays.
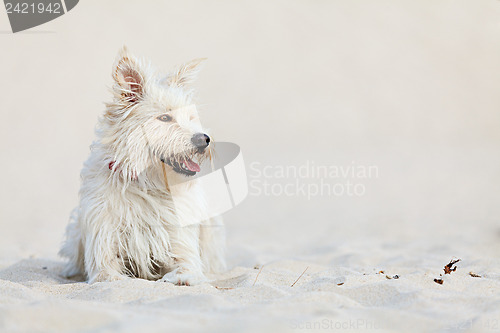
[[1, 1, 499, 332]]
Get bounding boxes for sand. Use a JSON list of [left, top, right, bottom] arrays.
[[1, 240, 500, 332], [1, 1, 500, 332]]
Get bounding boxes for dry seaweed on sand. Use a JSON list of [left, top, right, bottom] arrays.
[[444, 259, 461, 274]]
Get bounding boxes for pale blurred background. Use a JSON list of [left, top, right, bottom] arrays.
[[0, 0, 499, 267]]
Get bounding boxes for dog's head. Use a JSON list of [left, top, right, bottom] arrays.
[[101, 47, 211, 180]]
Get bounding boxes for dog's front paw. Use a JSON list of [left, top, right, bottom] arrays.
[[160, 268, 206, 286]]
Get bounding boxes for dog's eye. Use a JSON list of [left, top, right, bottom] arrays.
[[157, 114, 172, 122]]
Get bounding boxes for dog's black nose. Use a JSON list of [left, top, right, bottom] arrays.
[[191, 133, 210, 150]]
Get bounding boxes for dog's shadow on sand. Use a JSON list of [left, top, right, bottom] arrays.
[[0, 258, 85, 285]]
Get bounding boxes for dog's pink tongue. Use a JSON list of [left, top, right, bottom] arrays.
[[184, 159, 200, 172]]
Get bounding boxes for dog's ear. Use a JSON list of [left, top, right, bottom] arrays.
[[112, 46, 145, 104], [165, 58, 206, 87]]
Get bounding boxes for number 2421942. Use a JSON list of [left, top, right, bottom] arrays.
[[5, 2, 62, 14]]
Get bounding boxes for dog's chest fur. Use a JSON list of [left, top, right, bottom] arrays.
[[78, 146, 208, 279]]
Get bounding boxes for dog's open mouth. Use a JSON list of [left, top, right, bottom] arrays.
[[161, 157, 201, 176]]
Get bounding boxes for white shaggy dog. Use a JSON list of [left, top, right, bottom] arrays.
[[59, 47, 225, 285]]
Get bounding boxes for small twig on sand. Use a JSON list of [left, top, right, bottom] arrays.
[[469, 272, 481, 278], [215, 286, 234, 290], [253, 265, 264, 286], [291, 266, 309, 287]]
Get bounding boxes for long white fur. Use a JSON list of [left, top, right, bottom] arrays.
[[59, 47, 225, 285]]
